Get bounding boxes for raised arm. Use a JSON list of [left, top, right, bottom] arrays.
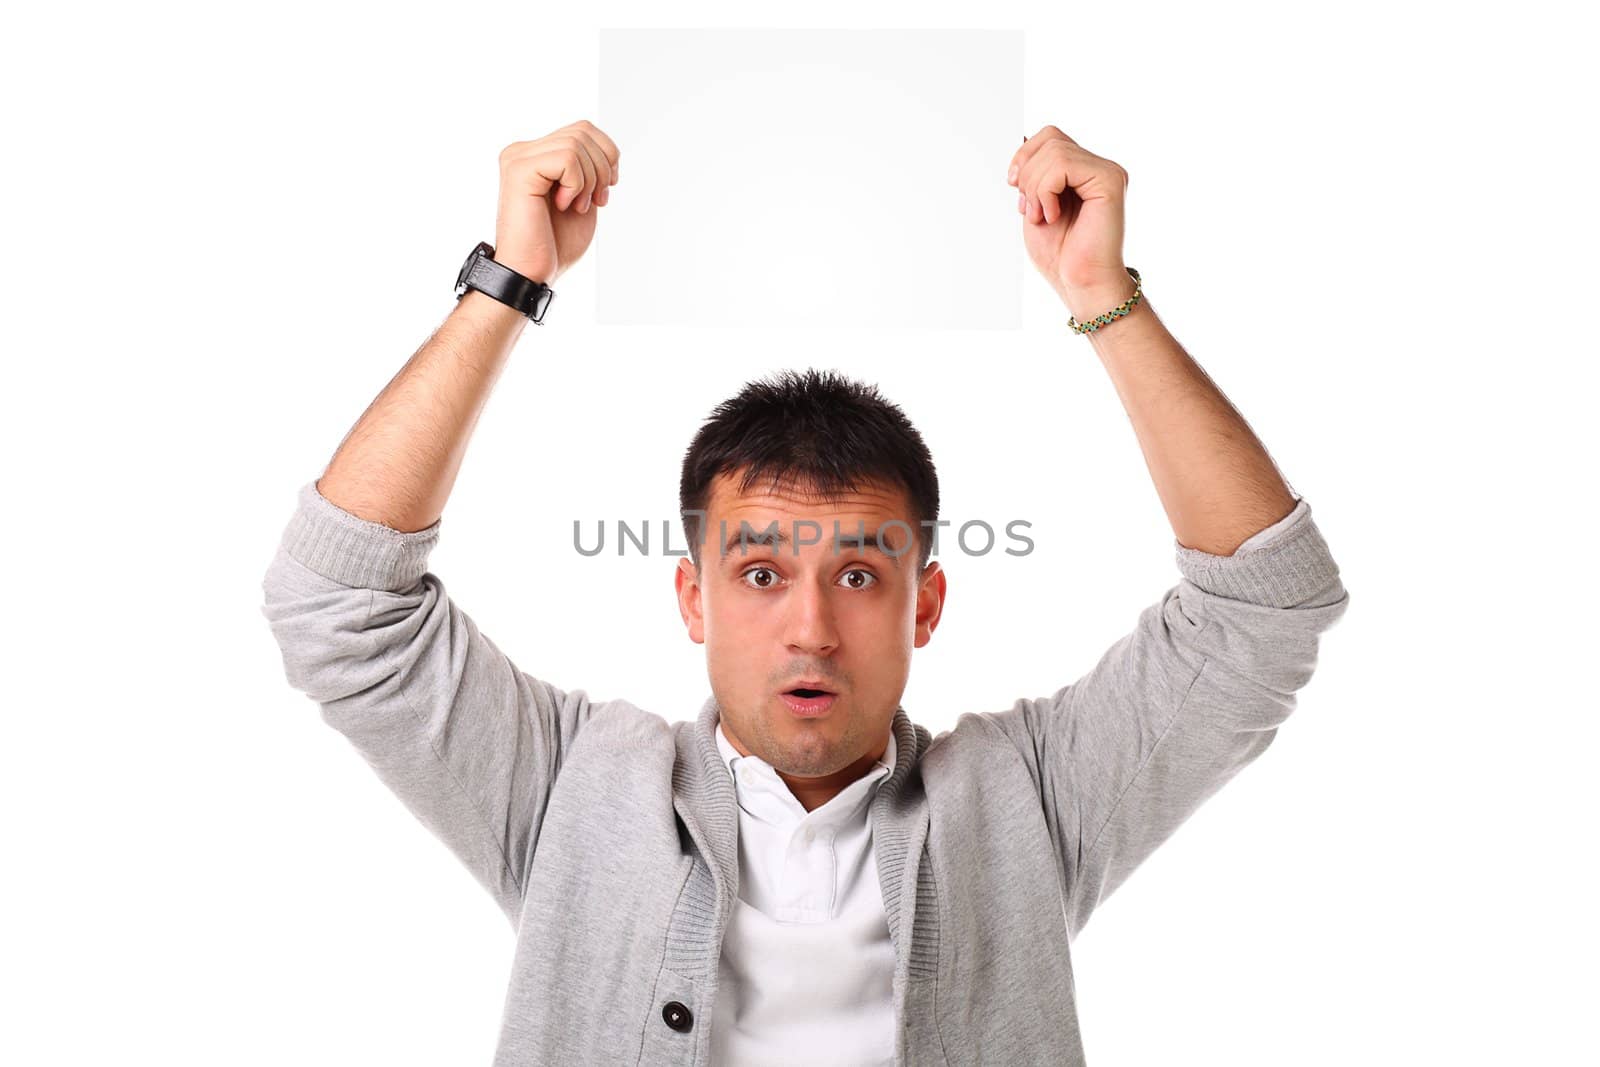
[[1008, 124, 1298, 552], [983, 127, 1351, 938], [316, 121, 619, 530], [259, 122, 621, 923]]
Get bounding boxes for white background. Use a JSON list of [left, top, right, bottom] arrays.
[[3, 2, 1595, 1064]]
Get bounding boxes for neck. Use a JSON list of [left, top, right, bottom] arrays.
[[778, 742, 889, 812], [722, 721, 891, 812]]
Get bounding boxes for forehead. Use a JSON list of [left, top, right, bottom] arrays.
[[705, 470, 911, 519], [702, 471, 917, 561]]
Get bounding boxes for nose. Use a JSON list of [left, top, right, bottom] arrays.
[[782, 577, 839, 656]]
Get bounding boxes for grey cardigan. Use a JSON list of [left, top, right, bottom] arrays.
[[260, 481, 1350, 1065]]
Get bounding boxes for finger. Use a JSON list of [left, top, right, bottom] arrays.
[[507, 135, 596, 211], [556, 121, 621, 213], [1007, 125, 1075, 186], [1022, 156, 1052, 224], [504, 145, 588, 212], [503, 123, 614, 170], [553, 145, 591, 211], [565, 129, 617, 213], [1021, 140, 1124, 222], [559, 136, 598, 211], [1023, 190, 1042, 226], [570, 120, 621, 185]]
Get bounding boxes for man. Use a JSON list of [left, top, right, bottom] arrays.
[[261, 120, 1349, 1065]]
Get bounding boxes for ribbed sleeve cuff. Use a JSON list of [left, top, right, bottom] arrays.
[[278, 480, 442, 591], [1174, 501, 1340, 609]]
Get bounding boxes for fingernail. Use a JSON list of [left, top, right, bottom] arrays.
[[1008, 165, 1018, 183], [1018, 193, 1025, 213]]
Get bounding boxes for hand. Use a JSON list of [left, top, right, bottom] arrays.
[[1007, 126, 1131, 314], [493, 120, 621, 285]]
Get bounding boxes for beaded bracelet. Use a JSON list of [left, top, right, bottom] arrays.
[[1066, 267, 1143, 335]]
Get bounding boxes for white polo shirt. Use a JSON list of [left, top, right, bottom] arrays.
[[709, 720, 899, 1065]]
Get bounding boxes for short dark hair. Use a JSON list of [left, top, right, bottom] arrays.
[[679, 368, 940, 572]]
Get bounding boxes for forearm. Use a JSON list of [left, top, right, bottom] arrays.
[[1067, 285, 1297, 557], [317, 289, 528, 532]]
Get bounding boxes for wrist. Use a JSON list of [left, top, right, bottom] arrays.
[[454, 242, 555, 326], [456, 286, 534, 333], [1058, 270, 1136, 323], [487, 233, 557, 287], [493, 252, 557, 286]]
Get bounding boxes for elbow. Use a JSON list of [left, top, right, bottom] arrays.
[[1171, 576, 1350, 717]]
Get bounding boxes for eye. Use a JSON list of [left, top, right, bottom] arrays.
[[839, 568, 877, 590], [737, 566, 878, 591], [740, 566, 781, 590]]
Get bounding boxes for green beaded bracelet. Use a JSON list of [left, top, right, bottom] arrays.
[[1066, 267, 1142, 335]]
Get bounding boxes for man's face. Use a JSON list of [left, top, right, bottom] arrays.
[[674, 471, 945, 780]]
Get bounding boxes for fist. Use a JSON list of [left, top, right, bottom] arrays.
[[493, 120, 621, 285], [1007, 127, 1130, 311]]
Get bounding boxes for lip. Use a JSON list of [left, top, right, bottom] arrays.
[[779, 689, 837, 717]]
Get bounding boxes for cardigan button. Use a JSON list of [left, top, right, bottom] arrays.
[[662, 1001, 694, 1033]]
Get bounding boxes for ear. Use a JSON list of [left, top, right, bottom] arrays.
[[675, 557, 706, 644], [913, 560, 946, 649]]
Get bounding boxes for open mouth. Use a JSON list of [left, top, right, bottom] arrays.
[[780, 684, 838, 716]]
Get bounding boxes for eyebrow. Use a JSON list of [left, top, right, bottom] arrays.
[[718, 523, 909, 564]]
